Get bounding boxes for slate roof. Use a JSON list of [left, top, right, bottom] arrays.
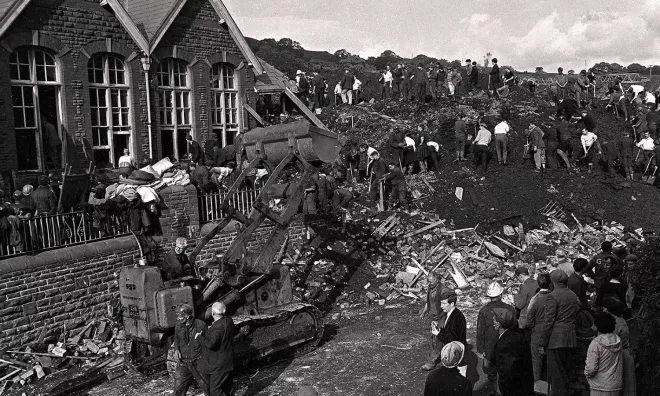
[[123, 0, 180, 43]]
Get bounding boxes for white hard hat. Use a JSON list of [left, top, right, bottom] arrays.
[[486, 281, 504, 297]]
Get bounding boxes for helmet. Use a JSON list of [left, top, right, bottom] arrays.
[[486, 281, 504, 297], [441, 341, 465, 368], [22, 184, 33, 196], [175, 237, 188, 249], [177, 303, 193, 316]]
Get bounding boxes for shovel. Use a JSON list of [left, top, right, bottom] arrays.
[[641, 156, 654, 182], [646, 166, 658, 185]]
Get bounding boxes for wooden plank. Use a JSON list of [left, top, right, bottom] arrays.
[[243, 103, 265, 126], [401, 219, 445, 239], [491, 235, 524, 252], [281, 88, 327, 129]]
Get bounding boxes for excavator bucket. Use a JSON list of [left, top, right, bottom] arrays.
[[241, 120, 342, 164]]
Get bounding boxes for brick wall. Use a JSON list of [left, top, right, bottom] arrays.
[[0, 0, 256, 174], [0, 185, 317, 348]]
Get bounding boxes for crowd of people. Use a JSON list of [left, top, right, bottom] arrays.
[[422, 240, 637, 396]]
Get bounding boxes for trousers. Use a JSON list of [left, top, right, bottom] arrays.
[[494, 134, 508, 163], [174, 361, 208, 396], [473, 144, 490, 173], [547, 347, 574, 396]]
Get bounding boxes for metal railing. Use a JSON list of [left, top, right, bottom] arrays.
[[199, 188, 262, 223], [0, 210, 130, 258]]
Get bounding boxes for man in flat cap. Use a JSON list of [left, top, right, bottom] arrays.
[[490, 309, 534, 396], [536, 269, 580, 396], [162, 237, 194, 281], [173, 303, 208, 396]]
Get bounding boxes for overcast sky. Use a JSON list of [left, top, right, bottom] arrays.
[[225, 0, 660, 72]]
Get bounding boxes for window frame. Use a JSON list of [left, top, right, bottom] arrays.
[[157, 58, 192, 160], [9, 47, 61, 171], [87, 53, 132, 168], [210, 63, 239, 147]]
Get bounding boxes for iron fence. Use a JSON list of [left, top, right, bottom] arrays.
[[0, 210, 130, 258], [199, 188, 261, 223]]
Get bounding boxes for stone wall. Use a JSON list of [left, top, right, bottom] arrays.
[[0, 185, 315, 348]]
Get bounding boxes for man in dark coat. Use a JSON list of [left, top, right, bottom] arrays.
[[477, 282, 515, 386], [173, 303, 208, 396], [186, 134, 202, 164], [191, 161, 215, 193], [197, 302, 236, 396], [389, 127, 406, 168], [524, 272, 553, 382], [162, 237, 194, 281], [490, 309, 534, 396], [567, 258, 589, 308], [423, 290, 467, 371], [537, 269, 580, 396], [383, 163, 408, 210], [424, 341, 472, 396], [30, 175, 57, 216], [586, 241, 623, 307], [420, 271, 446, 370]]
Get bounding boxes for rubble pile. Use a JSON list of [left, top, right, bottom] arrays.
[[0, 318, 127, 394], [289, 198, 642, 321]]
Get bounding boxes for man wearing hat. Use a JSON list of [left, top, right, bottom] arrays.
[[477, 281, 515, 388], [537, 269, 580, 396], [30, 175, 57, 216], [162, 237, 195, 281], [490, 309, 534, 396], [423, 290, 467, 371], [173, 303, 208, 396], [423, 341, 472, 396]]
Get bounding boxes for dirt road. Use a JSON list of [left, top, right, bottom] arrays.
[[84, 303, 488, 396]]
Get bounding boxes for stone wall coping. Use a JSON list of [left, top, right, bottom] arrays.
[[0, 235, 157, 276]]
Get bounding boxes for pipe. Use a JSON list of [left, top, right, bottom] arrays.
[[141, 57, 154, 161]]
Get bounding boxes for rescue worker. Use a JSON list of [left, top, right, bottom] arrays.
[[389, 127, 407, 168], [163, 237, 195, 281], [197, 302, 236, 396], [30, 175, 57, 216], [580, 128, 602, 173], [173, 303, 208, 396], [186, 134, 202, 164], [383, 163, 408, 210], [454, 114, 467, 161], [368, 151, 387, 203], [490, 309, 534, 396]]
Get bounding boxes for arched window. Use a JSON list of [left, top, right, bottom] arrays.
[[9, 47, 61, 170], [157, 58, 191, 160], [88, 53, 131, 168], [210, 63, 238, 147]]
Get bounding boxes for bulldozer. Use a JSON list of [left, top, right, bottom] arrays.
[[117, 120, 342, 373]]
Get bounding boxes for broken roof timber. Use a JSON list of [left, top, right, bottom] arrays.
[[0, 0, 31, 39], [208, 0, 263, 75]]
